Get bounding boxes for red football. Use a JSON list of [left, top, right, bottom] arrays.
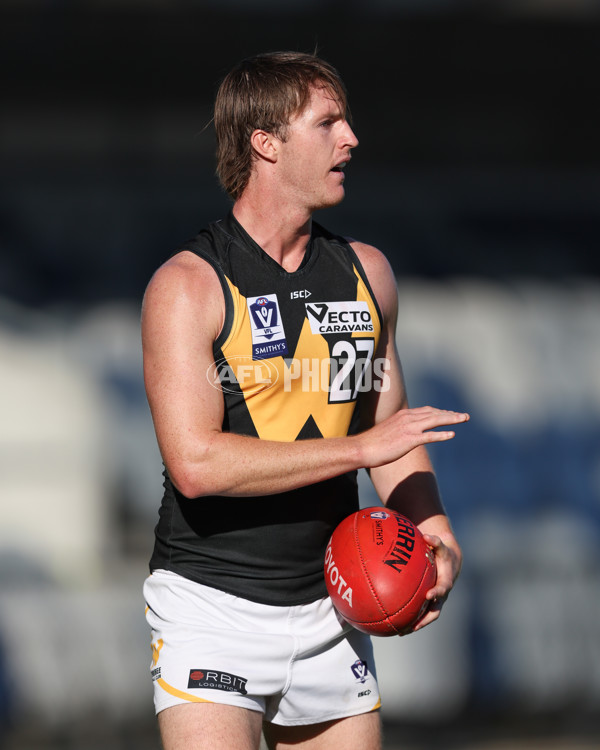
[[324, 507, 437, 636]]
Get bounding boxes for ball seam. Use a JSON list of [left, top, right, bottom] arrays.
[[347, 546, 434, 634], [354, 512, 388, 621]]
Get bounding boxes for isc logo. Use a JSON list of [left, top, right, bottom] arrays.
[[290, 289, 312, 299]]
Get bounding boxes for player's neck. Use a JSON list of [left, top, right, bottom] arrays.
[[232, 194, 312, 272]]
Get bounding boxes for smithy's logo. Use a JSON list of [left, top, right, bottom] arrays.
[[247, 293, 289, 360]]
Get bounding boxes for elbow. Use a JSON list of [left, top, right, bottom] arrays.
[[170, 472, 203, 500], [165, 445, 229, 498], [160, 430, 222, 498], [161, 430, 234, 498], [167, 462, 215, 499]]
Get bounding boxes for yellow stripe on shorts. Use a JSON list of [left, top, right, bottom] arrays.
[[157, 677, 214, 704]]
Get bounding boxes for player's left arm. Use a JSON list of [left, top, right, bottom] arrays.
[[350, 240, 464, 631]]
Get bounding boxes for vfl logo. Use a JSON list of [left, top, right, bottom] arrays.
[[369, 511, 389, 520], [247, 293, 289, 360], [250, 297, 277, 333], [351, 659, 369, 684]]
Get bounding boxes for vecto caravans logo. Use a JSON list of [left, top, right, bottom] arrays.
[[305, 301, 374, 335]]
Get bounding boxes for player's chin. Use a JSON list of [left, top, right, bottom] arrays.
[[315, 190, 346, 211]]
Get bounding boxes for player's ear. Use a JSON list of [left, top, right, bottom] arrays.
[[250, 129, 278, 163]]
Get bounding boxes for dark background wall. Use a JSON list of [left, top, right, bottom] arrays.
[[2, 4, 599, 308]]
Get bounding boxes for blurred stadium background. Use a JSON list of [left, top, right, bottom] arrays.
[[1, 2, 599, 749]]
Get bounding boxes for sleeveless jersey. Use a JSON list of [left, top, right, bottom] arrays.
[[149, 213, 383, 605]]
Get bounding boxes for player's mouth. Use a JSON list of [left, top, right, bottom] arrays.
[[330, 160, 349, 173]]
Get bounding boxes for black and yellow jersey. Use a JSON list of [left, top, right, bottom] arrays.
[[150, 213, 383, 605]]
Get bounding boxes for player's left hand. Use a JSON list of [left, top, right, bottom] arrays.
[[409, 533, 462, 633]]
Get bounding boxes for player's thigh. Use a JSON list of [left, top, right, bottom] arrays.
[[263, 709, 382, 750], [158, 702, 264, 750]]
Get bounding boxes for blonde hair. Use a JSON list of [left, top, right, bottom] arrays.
[[214, 51, 349, 199]]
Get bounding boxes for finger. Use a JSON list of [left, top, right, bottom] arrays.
[[427, 576, 452, 598], [397, 408, 469, 428], [421, 538, 453, 600], [412, 605, 441, 632], [421, 534, 442, 551], [419, 412, 470, 431], [425, 567, 453, 601], [406, 598, 443, 634], [410, 415, 469, 444], [426, 583, 450, 601], [423, 430, 456, 443], [415, 408, 470, 422], [409, 407, 469, 421]]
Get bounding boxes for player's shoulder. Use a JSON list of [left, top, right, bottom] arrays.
[[146, 248, 222, 299], [346, 238, 398, 318], [142, 249, 226, 344], [145, 221, 226, 293], [346, 238, 393, 273], [142, 249, 225, 340]]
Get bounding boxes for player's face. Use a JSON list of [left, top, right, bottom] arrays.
[[276, 85, 359, 212]]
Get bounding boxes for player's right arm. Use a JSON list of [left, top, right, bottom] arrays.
[[141, 253, 467, 499]]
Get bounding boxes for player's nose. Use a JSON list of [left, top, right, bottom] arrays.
[[342, 121, 359, 149]]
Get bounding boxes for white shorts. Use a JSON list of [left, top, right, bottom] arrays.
[[143, 569, 381, 726]]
